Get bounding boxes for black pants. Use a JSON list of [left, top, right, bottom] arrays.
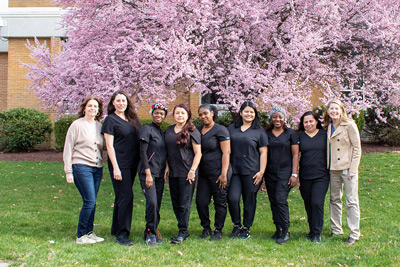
[[108, 162, 137, 237], [196, 169, 231, 231], [227, 174, 262, 228], [169, 176, 195, 234], [265, 178, 290, 233], [139, 174, 165, 235], [299, 176, 329, 236]]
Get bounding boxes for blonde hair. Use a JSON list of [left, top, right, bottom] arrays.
[[323, 99, 350, 128]]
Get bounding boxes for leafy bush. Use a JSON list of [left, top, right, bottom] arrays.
[[139, 118, 171, 131], [0, 107, 52, 152], [54, 115, 78, 152], [364, 107, 400, 146]]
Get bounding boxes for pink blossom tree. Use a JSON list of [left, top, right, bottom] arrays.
[[24, 0, 400, 119]]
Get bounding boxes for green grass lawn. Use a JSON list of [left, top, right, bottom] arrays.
[[0, 152, 399, 266]]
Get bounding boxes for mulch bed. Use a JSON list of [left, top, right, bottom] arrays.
[[0, 142, 399, 162]]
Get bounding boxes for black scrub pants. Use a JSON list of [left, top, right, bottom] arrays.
[[227, 174, 262, 228], [265, 177, 290, 234], [196, 170, 231, 231], [299, 176, 329, 236], [169, 176, 195, 234], [139, 174, 165, 235], [108, 162, 137, 237]]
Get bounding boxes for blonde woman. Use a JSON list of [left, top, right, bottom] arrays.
[[324, 99, 361, 245]]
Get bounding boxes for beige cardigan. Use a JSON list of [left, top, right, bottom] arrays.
[[63, 118, 104, 175], [327, 120, 361, 174]]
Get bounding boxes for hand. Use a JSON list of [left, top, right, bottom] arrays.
[[216, 174, 227, 189], [253, 172, 263, 185], [187, 170, 195, 184], [288, 175, 299, 188], [113, 168, 122, 181], [66, 174, 74, 184], [348, 172, 356, 179], [164, 167, 170, 181], [145, 173, 153, 188]]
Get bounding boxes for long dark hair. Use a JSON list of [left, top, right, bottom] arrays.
[[298, 111, 323, 132], [107, 90, 141, 130], [234, 101, 260, 129], [198, 104, 218, 122], [78, 96, 103, 121], [173, 103, 196, 148]]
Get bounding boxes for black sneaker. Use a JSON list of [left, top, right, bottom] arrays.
[[312, 234, 321, 243], [305, 232, 313, 240], [200, 228, 212, 239], [116, 233, 133, 246], [238, 227, 250, 239], [276, 232, 290, 245], [229, 225, 242, 238], [272, 229, 282, 240], [171, 232, 189, 244], [145, 234, 158, 247], [210, 230, 222, 241]]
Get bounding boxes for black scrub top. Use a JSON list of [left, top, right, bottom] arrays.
[[266, 128, 299, 180], [298, 129, 329, 180], [198, 123, 230, 176], [101, 113, 139, 169], [137, 122, 166, 177], [228, 124, 269, 175], [165, 125, 201, 177]]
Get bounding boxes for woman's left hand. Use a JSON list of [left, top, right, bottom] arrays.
[[187, 170, 196, 184], [348, 172, 356, 179], [216, 174, 227, 189], [253, 172, 263, 185], [288, 175, 299, 188]]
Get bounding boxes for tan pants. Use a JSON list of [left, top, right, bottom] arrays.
[[329, 170, 360, 239]]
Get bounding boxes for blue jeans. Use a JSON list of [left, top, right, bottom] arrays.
[[73, 164, 102, 238]]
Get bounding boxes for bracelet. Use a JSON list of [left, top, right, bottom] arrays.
[[190, 168, 196, 172], [291, 173, 298, 177]]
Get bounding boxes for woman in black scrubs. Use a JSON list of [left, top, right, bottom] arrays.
[[138, 103, 168, 247], [298, 111, 329, 243], [102, 91, 141, 246], [265, 106, 299, 245], [196, 104, 232, 241], [227, 101, 268, 239], [165, 103, 202, 244]]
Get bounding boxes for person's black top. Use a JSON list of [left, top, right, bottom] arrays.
[[198, 123, 230, 176], [298, 129, 329, 180], [101, 113, 139, 169], [137, 122, 166, 177], [266, 128, 299, 180], [228, 124, 269, 175], [165, 125, 201, 177]]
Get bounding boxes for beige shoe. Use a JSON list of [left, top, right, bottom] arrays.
[[76, 234, 96, 244], [87, 232, 104, 243]]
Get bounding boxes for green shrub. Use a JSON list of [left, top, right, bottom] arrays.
[[216, 111, 234, 127], [54, 115, 78, 152], [0, 107, 52, 152], [364, 107, 400, 146], [139, 118, 171, 131]]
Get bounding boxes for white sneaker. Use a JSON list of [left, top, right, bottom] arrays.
[[87, 232, 104, 243], [76, 234, 96, 244]]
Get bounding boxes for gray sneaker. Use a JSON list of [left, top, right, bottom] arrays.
[[145, 234, 158, 247]]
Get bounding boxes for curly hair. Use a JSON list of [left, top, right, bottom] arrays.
[[77, 96, 103, 121], [173, 103, 196, 148]]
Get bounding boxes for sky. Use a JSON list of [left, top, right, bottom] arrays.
[[0, 0, 8, 12]]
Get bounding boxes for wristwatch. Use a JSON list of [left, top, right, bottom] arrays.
[[291, 173, 298, 177]]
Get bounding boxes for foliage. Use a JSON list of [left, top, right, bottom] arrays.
[[0, 108, 52, 152], [0, 153, 400, 266], [54, 115, 78, 152], [140, 118, 171, 131], [364, 107, 400, 146], [24, 0, 400, 121]]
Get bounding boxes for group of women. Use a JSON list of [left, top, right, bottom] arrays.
[[64, 92, 361, 247]]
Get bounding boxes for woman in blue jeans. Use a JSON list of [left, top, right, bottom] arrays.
[[63, 96, 105, 244]]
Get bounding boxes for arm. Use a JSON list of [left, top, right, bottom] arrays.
[[347, 122, 361, 178], [216, 140, 230, 189], [164, 159, 170, 181], [253, 146, 267, 185], [104, 133, 122, 181], [288, 144, 300, 188], [140, 140, 153, 188], [187, 143, 202, 184], [63, 123, 76, 184]]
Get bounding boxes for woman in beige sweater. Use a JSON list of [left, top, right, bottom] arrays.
[[63, 96, 105, 244]]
